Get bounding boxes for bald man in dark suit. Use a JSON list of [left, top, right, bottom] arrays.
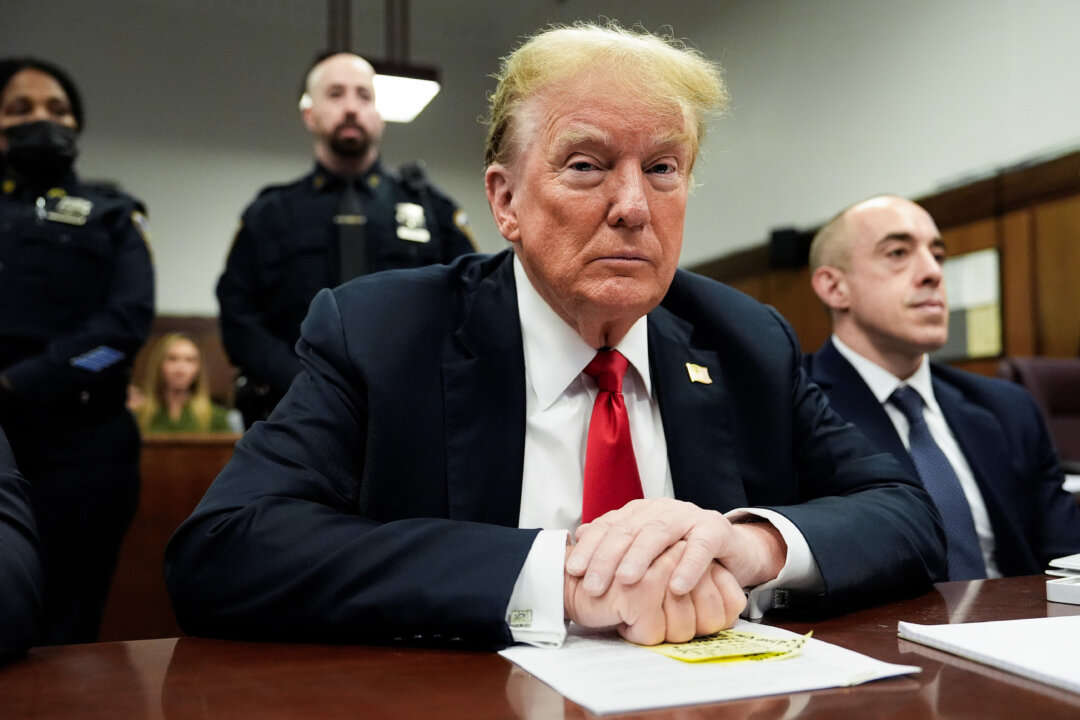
[[805, 194, 1080, 579]]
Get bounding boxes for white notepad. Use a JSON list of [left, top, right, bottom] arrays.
[[1049, 553, 1080, 572], [898, 616, 1080, 695]]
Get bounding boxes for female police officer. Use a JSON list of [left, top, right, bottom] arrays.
[[0, 58, 154, 644]]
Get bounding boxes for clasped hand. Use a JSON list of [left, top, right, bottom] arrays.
[[562, 498, 786, 645]]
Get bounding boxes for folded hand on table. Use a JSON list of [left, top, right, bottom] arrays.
[[562, 498, 788, 645]]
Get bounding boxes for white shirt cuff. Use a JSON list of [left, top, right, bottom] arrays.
[[726, 508, 824, 620], [506, 529, 569, 647]]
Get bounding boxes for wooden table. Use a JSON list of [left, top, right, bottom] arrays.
[[3, 575, 1078, 719]]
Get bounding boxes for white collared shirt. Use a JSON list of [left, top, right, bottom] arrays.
[[506, 256, 821, 646], [831, 336, 1000, 577]]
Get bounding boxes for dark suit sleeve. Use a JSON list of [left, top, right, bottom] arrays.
[[0, 429, 44, 661], [216, 218, 301, 392], [1013, 390, 1080, 564], [166, 288, 538, 647], [763, 313, 947, 615]]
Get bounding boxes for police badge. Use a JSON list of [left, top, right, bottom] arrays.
[[394, 202, 431, 243]]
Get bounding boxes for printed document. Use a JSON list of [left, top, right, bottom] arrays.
[[499, 620, 919, 715]]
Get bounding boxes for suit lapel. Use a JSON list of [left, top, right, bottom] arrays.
[[933, 374, 1032, 571], [443, 253, 526, 527], [810, 340, 918, 478], [649, 306, 748, 510]]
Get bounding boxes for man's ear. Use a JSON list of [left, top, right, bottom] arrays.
[[485, 164, 520, 243], [810, 265, 850, 311], [300, 106, 316, 133]]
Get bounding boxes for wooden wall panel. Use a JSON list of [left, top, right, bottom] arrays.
[[999, 209, 1037, 357], [1033, 196, 1080, 357], [764, 267, 830, 353], [725, 274, 765, 302], [941, 217, 996, 255], [99, 434, 240, 641]]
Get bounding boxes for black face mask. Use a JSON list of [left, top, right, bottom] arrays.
[[3, 120, 79, 187]]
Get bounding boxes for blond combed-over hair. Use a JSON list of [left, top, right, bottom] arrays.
[[483, 21, 727, 172]]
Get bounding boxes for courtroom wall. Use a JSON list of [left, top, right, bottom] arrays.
[[3, 0, 1080, 314]]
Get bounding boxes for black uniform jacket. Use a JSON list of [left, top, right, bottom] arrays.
[[0, 172, 154, 425], [216, 161, 475, 394]]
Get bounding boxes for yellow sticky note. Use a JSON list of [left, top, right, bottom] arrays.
[[646, 629, 811, 664]]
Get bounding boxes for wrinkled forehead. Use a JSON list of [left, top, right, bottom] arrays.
[[514, 75, 693, 162]]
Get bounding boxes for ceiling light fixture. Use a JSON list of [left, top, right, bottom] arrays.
[[327, 0, 440, 123], [371, 60, 440, 123], [375, 0, 440, 122]]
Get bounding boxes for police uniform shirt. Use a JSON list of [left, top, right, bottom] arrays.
[[0, 172, 155, 418], [216, 160, 475, 395]]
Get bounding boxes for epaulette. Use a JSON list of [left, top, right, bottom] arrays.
[[81, 179, 126, 197], [81, 180, 146, 212], [254, 177, 305, 199]]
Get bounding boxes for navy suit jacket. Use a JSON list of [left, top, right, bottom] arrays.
[[166, 252, 944, 647], [805, 339, 1080, 576], [0, 427, 44, 661]]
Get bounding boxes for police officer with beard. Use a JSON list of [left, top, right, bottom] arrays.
[[0, 57, 154, 645], [217, 53, 475, 428]]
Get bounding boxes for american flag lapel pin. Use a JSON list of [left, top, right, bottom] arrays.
[[685, 363, 713, 384]]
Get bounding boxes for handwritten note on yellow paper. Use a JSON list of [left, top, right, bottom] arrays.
[[646, 628, 812, 664]]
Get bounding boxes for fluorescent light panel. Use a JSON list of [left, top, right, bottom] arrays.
[[373, 72, 440, 123]]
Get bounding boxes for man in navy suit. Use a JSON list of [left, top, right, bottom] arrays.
[[805, 194, 1080, 579], [166, 24, 944, 648]]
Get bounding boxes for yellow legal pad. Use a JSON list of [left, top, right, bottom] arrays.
[[646, 628, 812, 664]]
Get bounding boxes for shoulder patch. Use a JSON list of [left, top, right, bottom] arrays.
[[131, 209, 153, 248], [454, 209, 478, 250]]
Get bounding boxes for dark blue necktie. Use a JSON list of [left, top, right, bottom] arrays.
[[336, 178, 369, 283], [890, 386, 986, 580]]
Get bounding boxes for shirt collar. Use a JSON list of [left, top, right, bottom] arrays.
[[831, 335, 940, 414], [311, 159, 385, 194], [514, 254, 652, 410]]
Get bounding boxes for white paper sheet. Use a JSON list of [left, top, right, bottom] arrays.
[[499, 620, 919, 715], [898, 616, 1080, 694]]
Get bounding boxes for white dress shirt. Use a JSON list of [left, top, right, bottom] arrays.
[[505, 256, 822, 646], [830, 336, 1001, 577]]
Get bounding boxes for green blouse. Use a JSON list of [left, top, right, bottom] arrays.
[[145, 403, 233, 433]]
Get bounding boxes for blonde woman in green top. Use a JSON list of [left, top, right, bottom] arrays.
[[135, 334, 232, 433]]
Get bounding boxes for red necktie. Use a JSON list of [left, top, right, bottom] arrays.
[[582, 349, 643, 522]]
